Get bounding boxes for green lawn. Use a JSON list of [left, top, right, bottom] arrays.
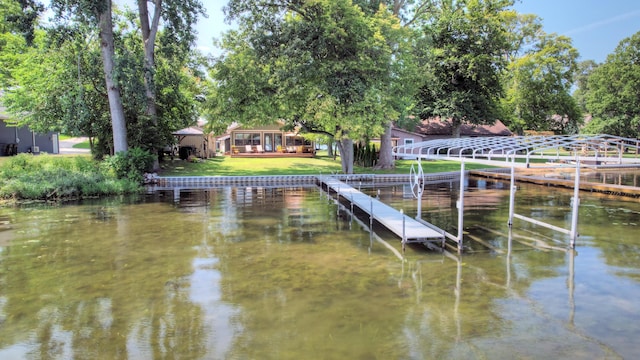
[[1, 152, 497, 176], [159, 154, 497, 176]]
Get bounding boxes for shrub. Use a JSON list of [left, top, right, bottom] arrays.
[[0, 154, 145, 202], [102, 148, 155, 184]]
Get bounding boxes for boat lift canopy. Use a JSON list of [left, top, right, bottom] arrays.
[[393, 134, 640, 168]]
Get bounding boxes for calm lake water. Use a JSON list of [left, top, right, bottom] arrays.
[[0, 177, 639, 359]]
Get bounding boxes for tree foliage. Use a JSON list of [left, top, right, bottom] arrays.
[[416, 0, 513, 137], [572, 59, 598, 114], [2, 0, 44, 45], [502, 31, 581, 134], [135, 0, 205, 168], [582, 31, 640, 138], [2, 6, 204, 158], [210, 0, 412, 173], [50, 0, 128, 153]]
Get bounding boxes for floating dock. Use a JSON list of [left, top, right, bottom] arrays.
[[317, 176, 445, 246]]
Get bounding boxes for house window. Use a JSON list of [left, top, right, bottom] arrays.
[[234, 133, 261, 146], [404, 138, 414, 146], [285, 136, 310, 146], [264, 133, 282, 152]]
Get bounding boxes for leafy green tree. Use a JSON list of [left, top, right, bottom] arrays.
[[211, 0, 406, 173], [4, 28, 103, 138], [416, 0, 513, 137], [135, 0, 205, 168], [502, 32, 581, 134], [51, 0, 128, 153], [374, 0, 429, 170], [583, 31, 640, 138], [0, 0, 43, 87], [2, 8, 203, 158], [2, 0, 44, 45], [572, 59, 598, 114]]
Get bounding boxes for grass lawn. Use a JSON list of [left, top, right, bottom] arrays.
[[159, 154, 497, 176], [73, 141, 91, 149], [1, 152, 498, 177]]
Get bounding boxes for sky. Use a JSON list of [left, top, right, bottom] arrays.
[[193, 0, 640, 64], [42, 0, 640, 64], [512, 0, 640, 63]]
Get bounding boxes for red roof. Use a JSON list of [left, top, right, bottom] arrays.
[[414, 118, 512, 137]]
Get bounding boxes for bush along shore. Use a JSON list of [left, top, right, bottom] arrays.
[[0, 149, 154, 204]]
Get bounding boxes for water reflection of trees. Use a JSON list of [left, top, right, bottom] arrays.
[[2, 182, 636, 358], [0, 203, 207, 359], [579, 197, 640, 281]]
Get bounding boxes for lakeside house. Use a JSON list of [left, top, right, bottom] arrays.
[[172, 121, 315, 158], [389, 118, 513, 149]]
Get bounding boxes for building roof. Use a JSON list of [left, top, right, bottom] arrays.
[[172, 126, 205, 136], [413, 118, 512, 137]]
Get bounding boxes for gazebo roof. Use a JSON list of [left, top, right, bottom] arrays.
[[172, 126, 204, 136]]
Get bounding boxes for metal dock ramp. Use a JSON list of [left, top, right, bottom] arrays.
[[317, 176, 445, 246]]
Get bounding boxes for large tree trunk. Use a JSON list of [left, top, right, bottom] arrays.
[[98, 1, 128, 153], [451, 117, 462, 138], [138, 0, 160, 123], [375, 121, 395, 169], [138, 0, 162, 170], [336, 138, 354, 174]]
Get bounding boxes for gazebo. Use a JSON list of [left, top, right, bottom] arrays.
[[172, 126, 214, 159]]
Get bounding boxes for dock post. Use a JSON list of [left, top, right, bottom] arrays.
[[569, 160, 580, 248], [370, 197, 373, 229], [350, 193, 354, 225], [402, 210, 406, 253], [508, 165, 516, 227], [337, 185, 340, 216], [457, 161, 465, 254]]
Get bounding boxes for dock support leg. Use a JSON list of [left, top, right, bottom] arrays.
[[508, 165, 516, 227], [457, 161, 465, 254], [402, 213, 406, 253], [370, 197, 373, 229], [569, 160, 580, 248]]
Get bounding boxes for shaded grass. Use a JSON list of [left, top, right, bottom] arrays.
[[159, 155, 498, 176], [73, 141, 91, 149]]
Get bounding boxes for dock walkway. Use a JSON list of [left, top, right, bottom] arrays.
[[317, 176, 445, 244]]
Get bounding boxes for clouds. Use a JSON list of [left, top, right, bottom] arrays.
[[564, 9, 640, 36]]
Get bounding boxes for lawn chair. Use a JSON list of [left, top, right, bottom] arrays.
[[256, 145, 265, 153], [245, 145, 253, 153]]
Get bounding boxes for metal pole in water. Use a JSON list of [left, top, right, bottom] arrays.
[[417, 158, 423, 219], [350, 193, 354, 225], [508, 165, 516, 226], [457, 160, 465, 253], [569, 159, 580, 248], [401, 209, 406, 253], [173, 188, 181, 203], [370, 196, 373, 229], [337, 185, 340, 216]]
